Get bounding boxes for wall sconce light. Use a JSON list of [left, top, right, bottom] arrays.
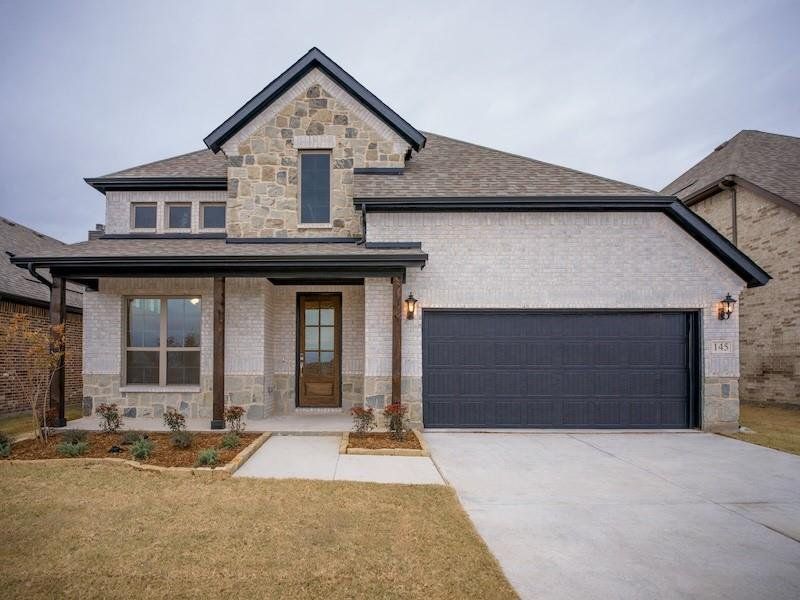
[[718, 293, 736, 320], [405, 293, 418, 319]]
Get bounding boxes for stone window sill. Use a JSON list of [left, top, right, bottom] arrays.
[[298, 223, 333, 229], [120, 385, 201, 394]]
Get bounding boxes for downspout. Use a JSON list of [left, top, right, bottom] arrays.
[[719, 177, 737, 246], [27, 263, 53, 289]]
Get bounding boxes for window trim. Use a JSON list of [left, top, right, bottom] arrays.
[[298, 150, 332, 227], [123, 296, 202, 387], [131, 203, 157, 230], [200, 202, 227, 230], [164, 202, 193, 231]]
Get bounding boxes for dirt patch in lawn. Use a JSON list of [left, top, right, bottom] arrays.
[[348, 431, 423, 450], [6, 432, 259, 467], [726, 402, 800, 456]]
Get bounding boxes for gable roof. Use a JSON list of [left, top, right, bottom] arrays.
[[0, 217, 82, 309], [204, 47, 426, 153], [662, 130, 800, 211], [354, 132, 655, 198]]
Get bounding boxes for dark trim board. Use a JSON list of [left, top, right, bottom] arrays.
[[226, 237, 359, 244], [101, 233, 227, 240], [353, 168, 404, 175], [681, 174, 800, 217], [0, 292, 83, 315], [85, 177, 227, 194], [269, 278, 364, 286]]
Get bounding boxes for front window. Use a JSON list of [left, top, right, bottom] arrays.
[[299, 152, 331, 224], [126, 297, 201, 386], [166, 203, 191, 229], [132, 203, 157, 229], [201, 203, 226, 229]]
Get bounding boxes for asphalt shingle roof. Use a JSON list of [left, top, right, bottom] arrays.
[[99, 149, 227, 178], [662, 130, 800, 208], [0, 217, 82, 308]]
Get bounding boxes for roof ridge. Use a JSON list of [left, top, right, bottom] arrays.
[[98, 148, 214, 178], [420, 131, 656, 194]]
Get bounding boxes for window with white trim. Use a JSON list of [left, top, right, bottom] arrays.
[[166, 203, 192, 229], [299, 152, 331, 224], [131, 203, 157, 229], [201, 203, 226, 229], [125, 297, 201, 386]]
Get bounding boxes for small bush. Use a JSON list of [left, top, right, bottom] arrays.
[[195, 448, 219, 467], [224, 405, 246, 434], [383, 403, 409, 441], [96, 403, 122, 433], [56, 440, 89, 457], [220, 432, 240, 449], [162, 408, 186, 432], [170, 430, 194, 449], [351, 405, 376, 436], [0, 432, 11, 458], [130, 438, 155, 461], [61, 429, 88, 444], [119, 430, 144, 445]]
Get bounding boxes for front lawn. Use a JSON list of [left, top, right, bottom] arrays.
[[727, 402, 800, 455], [0, 463, 516, 599]]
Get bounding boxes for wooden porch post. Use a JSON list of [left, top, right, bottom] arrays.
[[211, 276, 225, 429], [49, 276, 67, 427], [391, 276, 402, 405]]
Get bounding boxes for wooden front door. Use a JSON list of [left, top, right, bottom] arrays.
[[297, 293, 342, 407]]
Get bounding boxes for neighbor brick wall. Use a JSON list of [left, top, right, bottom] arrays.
[[693, 187, 800, 405], [0, 300, 82, 415]]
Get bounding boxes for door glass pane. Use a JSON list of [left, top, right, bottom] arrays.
[[127, 299, 160, 347], [305, 327, 319, 350], [320, 327, 334, 351], [320, 308, 334, 326], [167, 298, 201, 347], [305, 351, 319, 364], [168, 205, 191, 229], [126, 351, 159, 384], [166, 351, 200, 385], [320, 351, 334, 376], [305, 307, 319, 325]]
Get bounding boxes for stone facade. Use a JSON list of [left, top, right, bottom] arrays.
[[692, 186, 800, 405], [223, 69, 408, 238], [365, 211, 748, 431]]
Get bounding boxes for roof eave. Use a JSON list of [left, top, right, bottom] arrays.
[[84, 177, 228, 194], [681, 175, 800, 216]]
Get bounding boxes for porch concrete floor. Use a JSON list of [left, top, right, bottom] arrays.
[[233, 435, 445, 484], [63, 413, 352, 433]]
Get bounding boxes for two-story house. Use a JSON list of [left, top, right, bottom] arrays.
[[13, 48, 769, 431]]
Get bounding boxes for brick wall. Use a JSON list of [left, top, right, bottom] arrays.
[[105, 190, 228, 235], [0, 300, 82, 415], [693, 187, 800, 405]]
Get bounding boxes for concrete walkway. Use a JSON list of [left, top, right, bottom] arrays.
[[233, 435, 444, 485], [426, 432, 800, 600]]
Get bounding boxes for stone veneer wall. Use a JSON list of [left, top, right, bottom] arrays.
[[223, 69, 408, 238], [366, 211, 748, 432], [693, 187, 800, 405]]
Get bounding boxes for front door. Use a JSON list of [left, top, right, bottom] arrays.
[[297, 293, 342, 407]]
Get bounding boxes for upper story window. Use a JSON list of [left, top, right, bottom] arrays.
[[299, 152, 331, 225], [166, 203, 192, 229], [201, 203, 226, 229], [131, 203, 157, 229]]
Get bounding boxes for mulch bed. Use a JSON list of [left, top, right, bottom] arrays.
[[348, 432, 422, 451], [6, 431, 260, 467]]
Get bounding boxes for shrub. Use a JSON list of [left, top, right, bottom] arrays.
[[61, 429, 88, 444], [130, 438, 155, 461], [119, 430, 144, 445], [96, 403, 122, 433], [170, 430, 194, 449], [350, 405, 376, 436], [0, 432, 11, 458], [195, 448, 219, 467], [220, 432, 240, 449], [224, 405, 246, 433], [56, 440, 88, 457], [162, 408, 186, 432], [383, 403, 409, 441]]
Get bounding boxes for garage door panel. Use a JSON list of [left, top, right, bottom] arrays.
[[423, 311, 694, 429]]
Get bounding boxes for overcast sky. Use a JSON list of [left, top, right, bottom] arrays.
[[0, 0, 798, 242]]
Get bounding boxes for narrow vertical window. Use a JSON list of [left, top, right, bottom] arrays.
[[299, 152, 331, 224]]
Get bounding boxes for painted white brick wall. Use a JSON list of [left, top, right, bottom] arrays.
[[224, 278, 266, 374], [365, 212, 745, 379], [105, 190, 227, 234]]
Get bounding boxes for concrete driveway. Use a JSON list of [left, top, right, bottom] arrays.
[[425, 432, 800, 600]]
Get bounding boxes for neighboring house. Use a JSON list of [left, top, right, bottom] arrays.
[[11, 48, 769, 432], [663, 130, 799, 406], [0, 217, 83, 415]]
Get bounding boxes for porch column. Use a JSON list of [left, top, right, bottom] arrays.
[[49, 276, 66, 427], [211, 276, 225, 429], [391, 276, 402, 404]]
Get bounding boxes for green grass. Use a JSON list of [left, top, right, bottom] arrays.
[[726, 402, 800, 455], [0, 405, 83, 437]]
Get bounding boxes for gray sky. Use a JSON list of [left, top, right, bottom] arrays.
[[1, 0, 798, 243]]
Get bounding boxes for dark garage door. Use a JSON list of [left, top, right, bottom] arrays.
[[422, 311, 697, 429]]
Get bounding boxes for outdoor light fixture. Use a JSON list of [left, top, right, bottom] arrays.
[[405, 293, 418, 319], [718, 293, 736, 320]]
